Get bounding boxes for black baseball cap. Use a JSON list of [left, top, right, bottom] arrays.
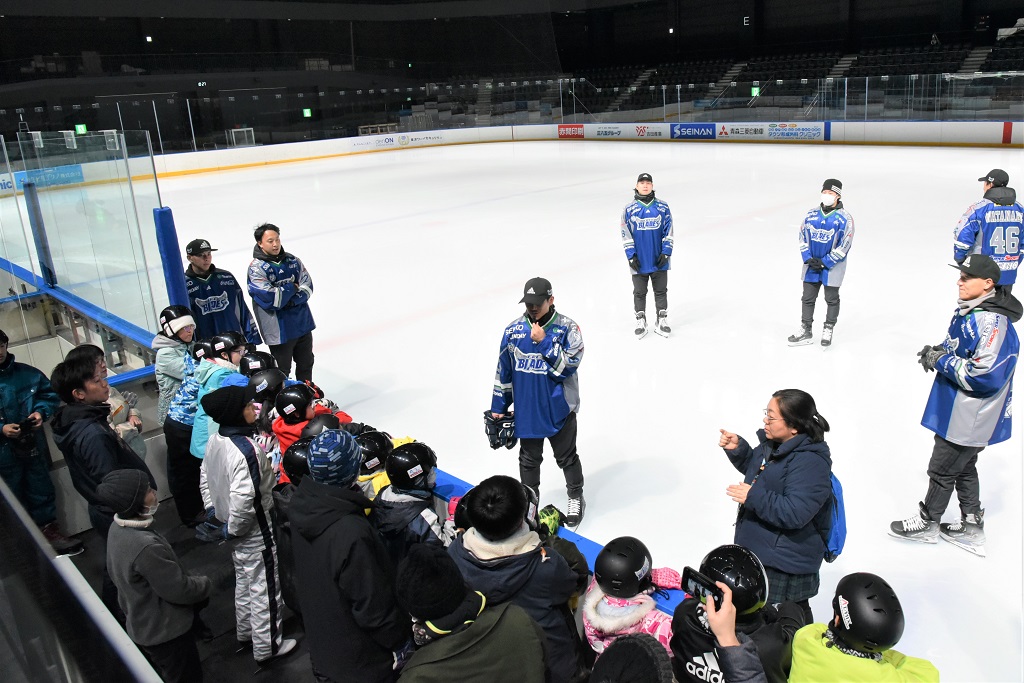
[[637, 173, 653, 183], [951, 253, 1001, 284], [519, 277, 553, 305], [822, 179, 842, 195], [978, 169, 1009, 187], [185, 239, 218, 256]]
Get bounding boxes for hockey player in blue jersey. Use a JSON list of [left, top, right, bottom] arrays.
[[247, 224, 316, 382], [788, 179, 855, 348], [184, 238, 262, 346], [890, 254, 1021, 556], [953, 168, 1022, 293], [490, 277, 586, 528], [621, 172, 674, 337]]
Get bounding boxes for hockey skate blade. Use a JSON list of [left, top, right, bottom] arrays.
[[887, 531, 938, 544], [635, 330, 649, 340], [940, 534, 986, 557], [653, 327, 670, 338], [788, 339, 814, 347]]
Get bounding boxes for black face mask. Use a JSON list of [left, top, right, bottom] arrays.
[[635, 189, 656, 202]]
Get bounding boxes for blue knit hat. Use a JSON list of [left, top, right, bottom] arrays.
[[306, 429, 362, 487]]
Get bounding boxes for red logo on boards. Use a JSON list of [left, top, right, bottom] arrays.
[[636, 126, 648, 136], [719, 126, 729, 137], [557, 124, 584, 138]]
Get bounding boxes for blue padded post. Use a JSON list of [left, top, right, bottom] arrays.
[[22, 182, 57, 287], [154, 206, 189, 307]]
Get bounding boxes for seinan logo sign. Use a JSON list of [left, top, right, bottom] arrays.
[[557, 124, 584, 138], [671, 123, 716, 139]]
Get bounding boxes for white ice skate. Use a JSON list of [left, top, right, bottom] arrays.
[[821, 323, 834, 349], [787, 323, 813, 347], [653, 310, 671, 337], [635, 312, 649, 340], [939, 511, 986, 557]]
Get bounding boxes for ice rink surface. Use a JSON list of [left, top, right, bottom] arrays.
[[162, 140, 1023, 681]]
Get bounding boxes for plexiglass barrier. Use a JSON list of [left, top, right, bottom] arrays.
[[2, 131, 167, 333], [0, 73, 1019, 150]]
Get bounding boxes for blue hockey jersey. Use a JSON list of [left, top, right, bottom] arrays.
[[953, 186, 1022, 287], [186, 266, 262, 345], [247, 247, 315, 346], [621, 197, 674, 275], [799, 202, 855, 287], [491, 311, 584, 439], [921, 291, 1021, 447]]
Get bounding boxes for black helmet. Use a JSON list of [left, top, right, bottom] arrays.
[[453, 487, 476, 530], [385, 442, 437, 491], [831, 573, 905, 654], [275, 383, 316, 425], [249, 368, 287, 403], [301, 412, 341, 439], [210, 331, 246, 359], [158, 305, 193, 338], [239, 350, 278, 377], [594, 536, 653, 598], [192, 338, 216, 362], [355, 431, 393, 475], [699, 545, 768, 616], [282, 437, 312, 483]]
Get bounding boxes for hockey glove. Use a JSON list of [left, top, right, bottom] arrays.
[[917, 344, 945, 372], [656, 254, 670, 268], [628, 255, 641, 271], [195, 520, 230, 543], [483, 411, 503, 449], [807, 257, 825, 271]]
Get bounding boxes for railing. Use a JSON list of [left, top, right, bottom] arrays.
[[0, 73, 1020, 153]]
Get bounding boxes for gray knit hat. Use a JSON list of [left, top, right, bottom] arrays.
[[96, 469, 150, 517]]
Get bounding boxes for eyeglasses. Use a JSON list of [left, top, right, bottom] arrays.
[[763, 409, 783, 423]]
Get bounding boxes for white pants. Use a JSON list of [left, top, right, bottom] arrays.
[[233, 542, 284, 661]]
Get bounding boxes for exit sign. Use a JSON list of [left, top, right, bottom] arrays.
[[302, 108, 312, 118], [74, 124, 88, 134], [751, 87, 760, 96]]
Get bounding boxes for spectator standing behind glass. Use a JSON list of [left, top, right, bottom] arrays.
[[0, 329, 82, 556], [718, 389, 833, 624], [184, 238, 263, 345], [247, 224, 316, 381]]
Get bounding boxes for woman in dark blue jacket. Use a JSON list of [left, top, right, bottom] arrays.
[[718, 389, 832, 624]]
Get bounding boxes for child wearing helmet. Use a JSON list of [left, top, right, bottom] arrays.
[[583, 536, 682, 658], [789, 573, 939, 682], [671, 545, 805, 683], [369, 442, 447, 566], [189, 331, 248, 459], [354, 431, 394, 500], [271, 384, 354, 482], [152, 305, 196, 425]]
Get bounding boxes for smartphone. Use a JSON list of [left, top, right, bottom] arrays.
[[682, 566, 724, 611], [18, 418, 35, 433]]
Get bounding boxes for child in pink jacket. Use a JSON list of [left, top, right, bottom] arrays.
[[583, 535, 682, 657]]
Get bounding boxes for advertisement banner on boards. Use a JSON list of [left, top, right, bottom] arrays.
[[557, 124, 584, 139], [670, 123, 716, 139]]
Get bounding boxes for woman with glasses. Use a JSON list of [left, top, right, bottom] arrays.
[[718, 389, 832, 625]]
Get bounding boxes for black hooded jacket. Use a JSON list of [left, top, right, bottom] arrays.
[[289, 477, 408, 683], [984, 185, 1017, 206], [50, 402, 156, 513], [979, 286, 1023, 323]]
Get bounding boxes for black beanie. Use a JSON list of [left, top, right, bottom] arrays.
[[96, 469, 150, 517], [201, 384, 257, 427], [590, 634, 674, 683], [396, 543, 469, 620]]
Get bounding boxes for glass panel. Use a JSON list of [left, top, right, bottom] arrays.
[[14, 130, 162, 332]]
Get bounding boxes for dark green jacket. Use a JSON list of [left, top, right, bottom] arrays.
[[399, 602, 547, 683], [0, 353, 60, 462]]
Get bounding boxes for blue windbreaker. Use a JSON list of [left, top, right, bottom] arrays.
[[247, 246, 315, 346], [490, 311, 584, 439], [953, 186, 1022, 287], [621, 196, 674, 275], [798, 202, 855, 287], [921, 290, 1021, 447]]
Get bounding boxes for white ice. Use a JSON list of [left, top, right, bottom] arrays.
[[160, 140, 1023, 682]]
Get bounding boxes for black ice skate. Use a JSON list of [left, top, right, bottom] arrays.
[[654, 310, 671, 337], [565, 492, 586, 529], [787, 323, 813, 346], [821, 323, 835, 348], [635, 312, 648, 339], [888, 502, 939, 544], [940, 510, 986, 557]]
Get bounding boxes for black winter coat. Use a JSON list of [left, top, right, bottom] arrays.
[[50, 402, 156, 514], [289, 478, 408, 683]]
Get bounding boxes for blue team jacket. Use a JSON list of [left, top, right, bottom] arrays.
[[621, 197, 674, 275], [799, 202, 855, 287], [247, 247, 315, 346], [186, 266, 262, 345], [921, 290, 1021, 447], [953, 186, 1023, 287], [491, 311, 584, 439]]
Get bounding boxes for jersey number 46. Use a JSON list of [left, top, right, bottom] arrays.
[[990, 226, 1020, 255]]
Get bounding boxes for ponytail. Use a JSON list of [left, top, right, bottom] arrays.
[[773, 389, 830, 443]]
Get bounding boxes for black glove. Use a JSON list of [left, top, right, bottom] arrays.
[[807, 257, 825, 272], [628, 255, 640, 271], [917, 344, 945, 372], [656, 254, 670, 268]]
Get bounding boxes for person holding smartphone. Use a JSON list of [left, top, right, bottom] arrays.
[[718, 389, 833, 625]]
